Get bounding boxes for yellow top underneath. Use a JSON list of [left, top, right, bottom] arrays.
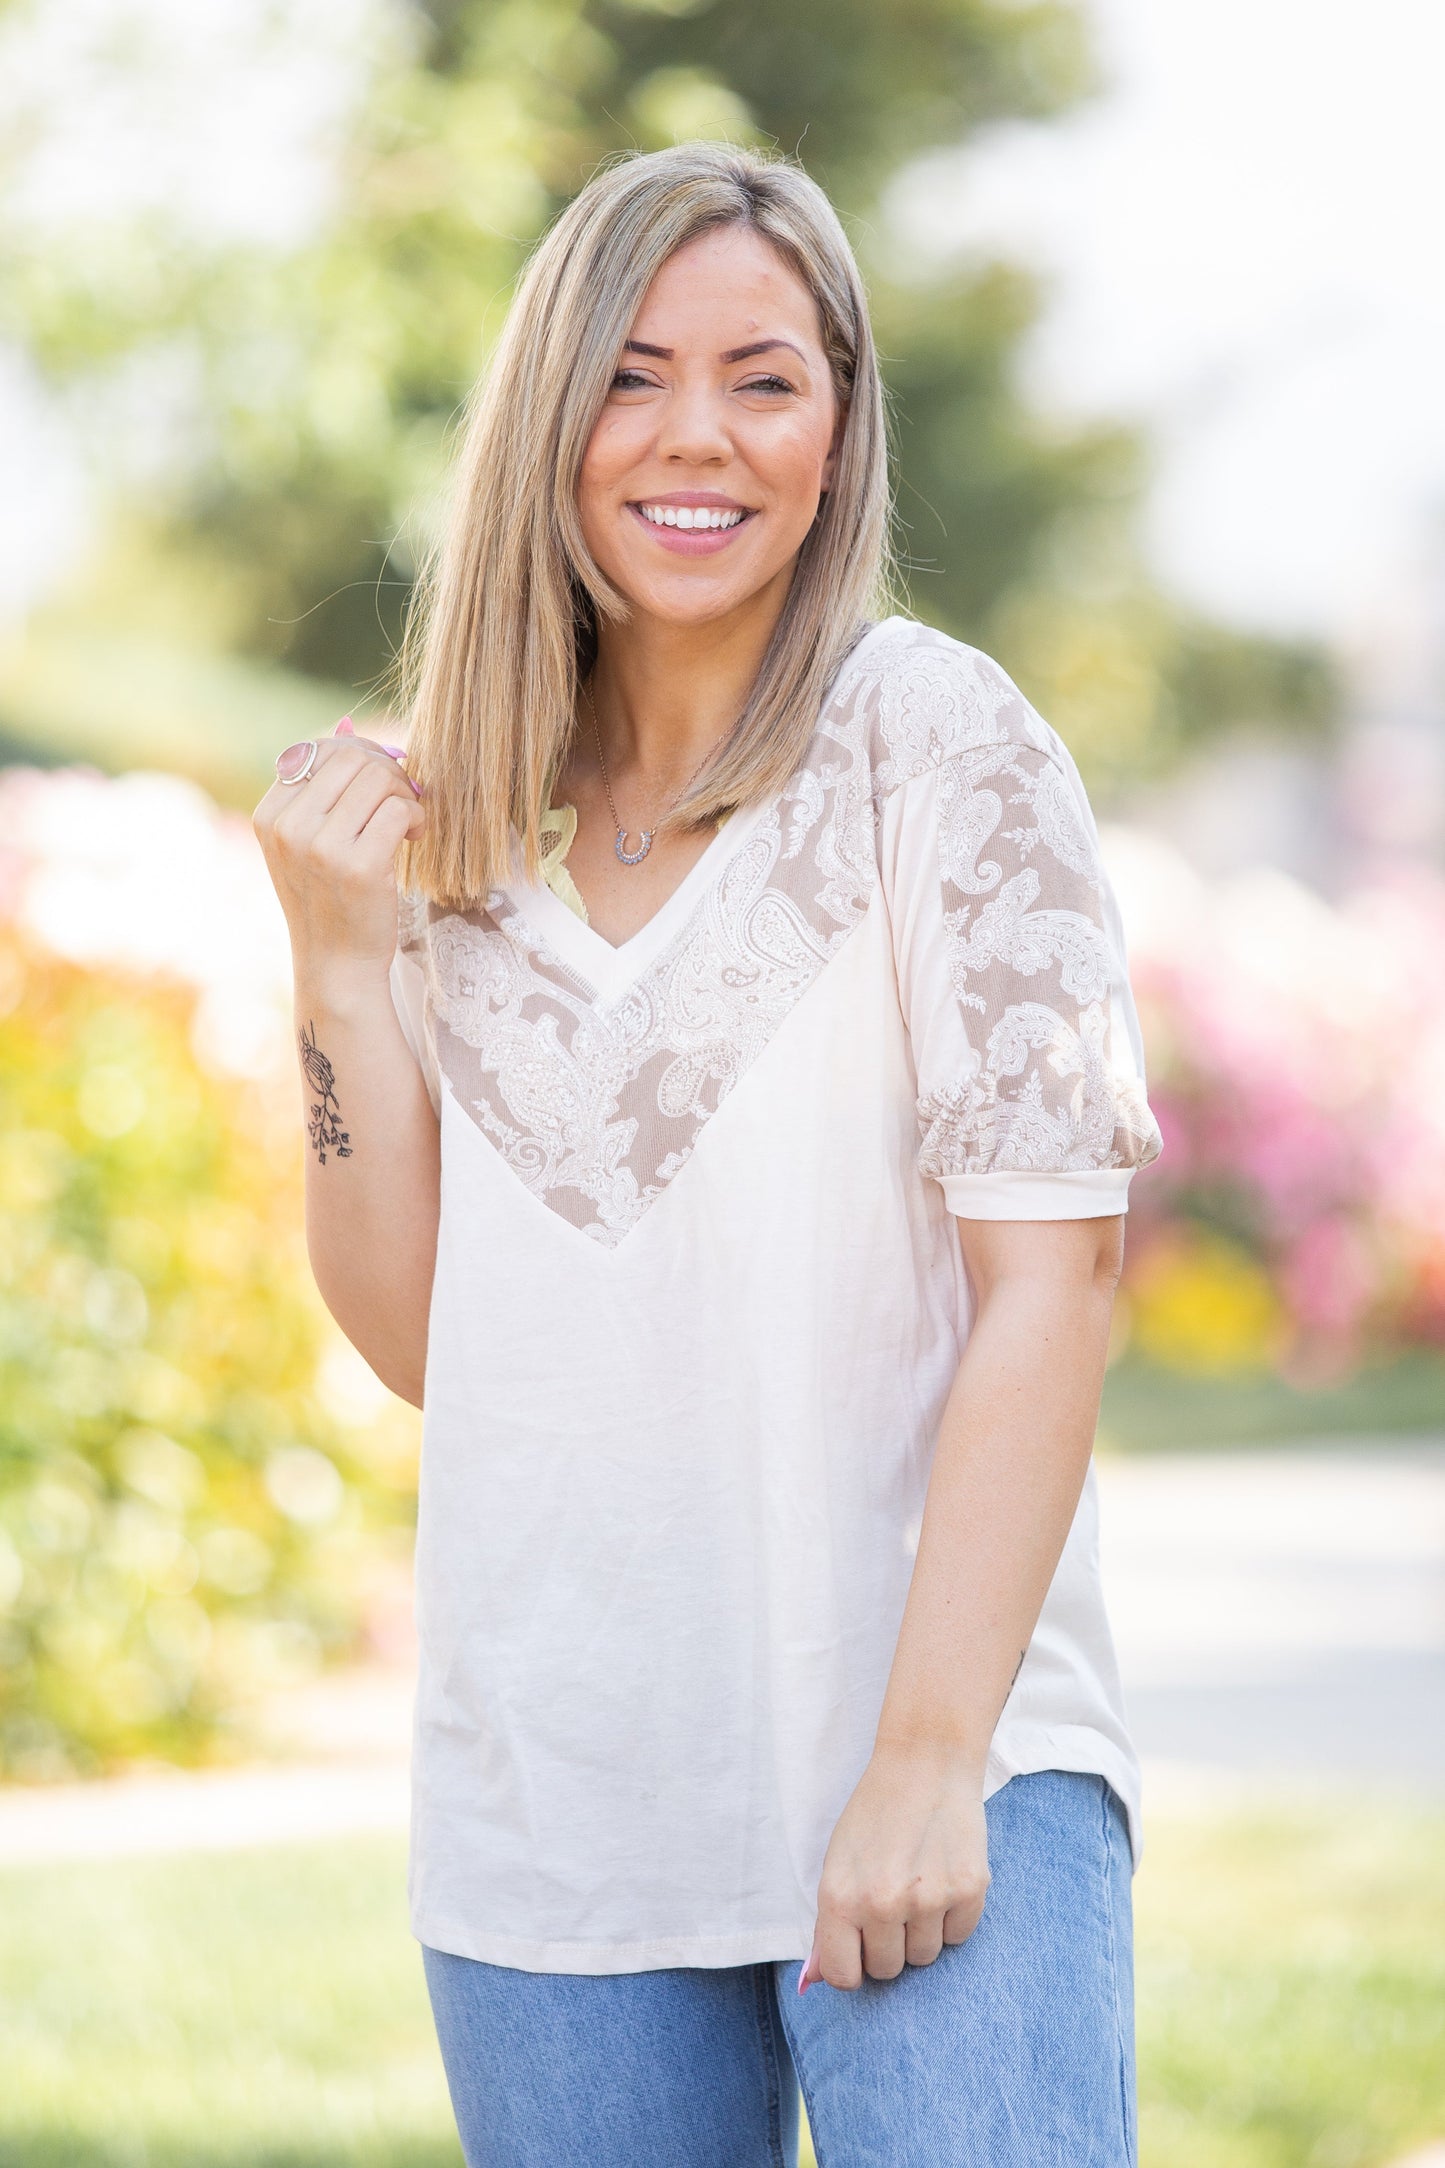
[[537, 800, 591, 924]]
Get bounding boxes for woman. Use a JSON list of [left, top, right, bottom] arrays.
[[255, 142, 1160, 2168]]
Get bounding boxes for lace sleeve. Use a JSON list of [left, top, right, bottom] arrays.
[[883, 728, 1161, 1221]]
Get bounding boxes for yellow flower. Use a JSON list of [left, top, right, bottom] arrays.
[[1129, 1231, 1285, 1377]]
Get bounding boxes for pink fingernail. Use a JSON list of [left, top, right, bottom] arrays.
[[407, 778, 423, 799], [335, 716, 354, 735], [797, 1961, 811, 1996], [382, 743, 406, 758]]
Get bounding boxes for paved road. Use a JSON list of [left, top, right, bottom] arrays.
[[1, 1442, 1441, 1861], [1097, 1441, 1445, 1796]]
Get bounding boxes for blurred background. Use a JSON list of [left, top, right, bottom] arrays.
[[1, 0, 1442, 2162]]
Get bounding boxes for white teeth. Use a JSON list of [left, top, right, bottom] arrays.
[[638, 504, 745, 531]]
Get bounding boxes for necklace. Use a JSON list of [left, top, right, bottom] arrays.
[[581, 676, 733, 867]]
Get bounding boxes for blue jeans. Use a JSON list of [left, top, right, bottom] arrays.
[[423, 1769, 1136, 2167]]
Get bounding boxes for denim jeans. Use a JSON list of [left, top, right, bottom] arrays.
[[423, 1768, 1136, 2167]]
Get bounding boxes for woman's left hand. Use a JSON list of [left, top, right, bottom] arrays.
[[803, 1742, 990, 1991]]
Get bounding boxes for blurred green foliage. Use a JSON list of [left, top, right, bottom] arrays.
[[0, 0, 1334, 801], [0, 934, 414, 1778]]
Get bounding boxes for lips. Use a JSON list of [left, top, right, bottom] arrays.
[[626, 499, 756, 557]]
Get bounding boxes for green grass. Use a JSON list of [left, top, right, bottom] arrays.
[[1135, 1806, 1445, 2168], [1100, 1354, 1445, 1451], [0, 1839, 459, 2167], [0, 1808, 1442, 2167]]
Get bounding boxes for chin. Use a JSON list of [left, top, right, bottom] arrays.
[[607, 555, 791, 628], [634, 585, 754, 626]]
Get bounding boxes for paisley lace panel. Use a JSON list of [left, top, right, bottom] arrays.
[[399, 621, 1159, 1242], [401, 647, 887, 1243], [913, 742, 1161, 1180]]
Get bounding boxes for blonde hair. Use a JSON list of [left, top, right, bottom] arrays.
[[399, 141, 893, 907]]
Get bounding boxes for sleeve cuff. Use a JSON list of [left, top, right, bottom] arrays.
[[939, 1167, 1135, 1221]]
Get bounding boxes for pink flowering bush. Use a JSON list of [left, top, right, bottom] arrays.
[[1104, 830, 1445, 1378]]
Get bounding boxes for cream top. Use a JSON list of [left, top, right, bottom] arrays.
[[391, 617, 1161, 1974]]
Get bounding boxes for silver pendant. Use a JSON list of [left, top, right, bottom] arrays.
[[615, 826, 654, 865]]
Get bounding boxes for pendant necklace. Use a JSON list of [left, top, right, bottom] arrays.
[[582, 676, 733, 867]]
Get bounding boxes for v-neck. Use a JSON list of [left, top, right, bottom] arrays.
[[507, 793, 774, 1008], [501, 618, 904, 1009]]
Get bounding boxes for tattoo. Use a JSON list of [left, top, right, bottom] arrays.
[[300, 1020, 352, 1165], [1004, 1648, 1027, 1702]]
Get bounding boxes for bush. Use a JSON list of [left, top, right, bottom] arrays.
[[1108, 832, 1445, 1381], [0, 769, 416, 1778]]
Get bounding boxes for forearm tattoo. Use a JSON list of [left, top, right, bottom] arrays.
[[299, 1020, 352, 1165]]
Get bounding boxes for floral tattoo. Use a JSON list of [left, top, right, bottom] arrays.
[[300, 1020, 352, 1165]]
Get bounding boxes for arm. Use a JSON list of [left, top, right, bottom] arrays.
[[292, 971, 440, 1407], [254, 725, 441, 1407], [806, 1212, 1123, 1991]]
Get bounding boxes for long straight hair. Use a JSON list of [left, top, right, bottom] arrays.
[[398, 141, 894, 908]]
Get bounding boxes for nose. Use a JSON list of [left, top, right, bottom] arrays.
[[653, 380, 733, 468]]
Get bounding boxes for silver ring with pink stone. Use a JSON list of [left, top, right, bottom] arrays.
[[275, 739, 319, 785]]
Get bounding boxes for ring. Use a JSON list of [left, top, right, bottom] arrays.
[[275, 739, 319, 785]]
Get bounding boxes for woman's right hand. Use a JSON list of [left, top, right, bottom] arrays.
[[253, 720, 425, 984]]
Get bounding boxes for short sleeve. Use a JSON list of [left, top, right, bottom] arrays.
[[880, 685, 1161, 1222], [390, 896, 442, 1117]]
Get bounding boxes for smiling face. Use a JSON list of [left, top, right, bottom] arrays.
[[577, 223, 842, 631]]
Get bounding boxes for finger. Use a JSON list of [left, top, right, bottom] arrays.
[[352, 788, 425, 864], [279, 723, 400, 795], [942, 1888, 987, 1946], [331, 715, 407, 766], [904, 1912, 945, 1968], [258, 741, 340, 823], [277, 743, 396, 835], [324, 758, 420, 845], [344, 769, 425, 862], [860, 1919, 907, 1982], [338, 720, 410, 764], [364, 785, 425, 840], [306, 739, 404, 814], [335, 733, 422, 797], [815, 1912, 864, 1992], [266, 739, 358, 829]]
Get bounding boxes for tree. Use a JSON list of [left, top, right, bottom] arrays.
[[0, 0, 1333, 798]]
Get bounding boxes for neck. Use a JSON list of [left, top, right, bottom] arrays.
[[588, 570, 791, 780]]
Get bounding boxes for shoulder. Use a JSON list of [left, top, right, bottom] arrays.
[[827, 616, 1067, 794], [827, 618, 1106, 892]]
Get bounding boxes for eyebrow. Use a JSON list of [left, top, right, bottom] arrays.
[[623, 338, 809, 366]]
